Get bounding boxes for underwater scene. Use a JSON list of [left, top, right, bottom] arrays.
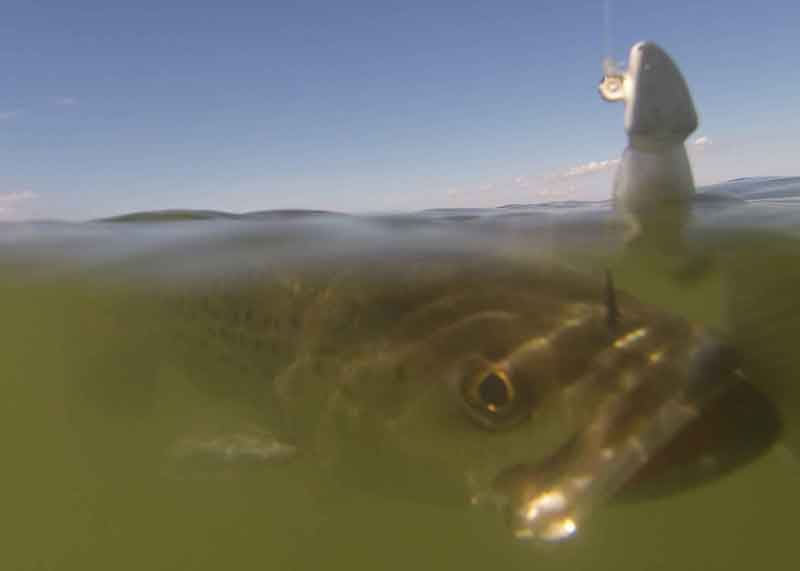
[[2, 173, 799, 570]]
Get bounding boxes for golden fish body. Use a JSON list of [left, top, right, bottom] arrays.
[[4, 219, 774, 541]]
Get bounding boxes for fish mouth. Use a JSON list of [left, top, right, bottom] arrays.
[[477, 337, 776, 542]]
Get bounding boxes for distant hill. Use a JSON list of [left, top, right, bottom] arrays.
[[242, 209, 348, 220], [99, 209, 240, 222], [92, 176, 800, 224], [98, 208, 347, 223], [497, 200, 611, 209], [700, 176, 800, 201]]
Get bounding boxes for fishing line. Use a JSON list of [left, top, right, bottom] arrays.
[[602, 0, 619, 79], [603, 0, 613, 64], [599, 0, 625, 102]]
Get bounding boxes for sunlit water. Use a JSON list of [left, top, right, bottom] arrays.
[[2, 178, 799, 570]]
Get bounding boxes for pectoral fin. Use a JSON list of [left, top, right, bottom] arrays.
[[164, 429, 297, 480]]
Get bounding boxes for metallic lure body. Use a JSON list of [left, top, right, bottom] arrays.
[[601, 42, 698, 249]]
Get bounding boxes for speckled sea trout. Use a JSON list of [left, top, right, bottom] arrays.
[[0, 43, 783, 544], [9, 219, 774, 543]]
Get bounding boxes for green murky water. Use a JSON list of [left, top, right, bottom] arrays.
[[2, 198, 799, 570]]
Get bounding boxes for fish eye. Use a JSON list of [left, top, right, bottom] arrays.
[[477, 371, 514, 413], [460, 367, 528, 430]]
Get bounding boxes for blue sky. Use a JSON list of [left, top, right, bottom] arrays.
[[1, 1, 799, 220]]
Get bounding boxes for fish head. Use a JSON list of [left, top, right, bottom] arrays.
[[301, 259, 738, 535]]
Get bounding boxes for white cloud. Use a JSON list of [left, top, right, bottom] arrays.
[[440, 156, 620, 207], [0, 189, 38, 219], [436, 135, 728, 209], [0, 190, 38, 203], [0, 190, 37, 202], [558, 138, 714, 181], [513, 176, 532, 188], [54, 97, 77, 106], [558, 158, 620, 178]]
